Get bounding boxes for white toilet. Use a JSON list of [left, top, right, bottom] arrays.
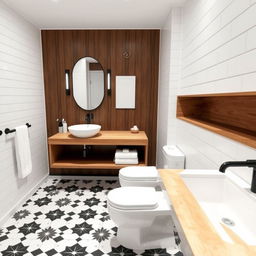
[[119, 145, 185, 187], [107, 145, 185, 250], [119, 166, 159, 187], [107, 187, 174, 250]]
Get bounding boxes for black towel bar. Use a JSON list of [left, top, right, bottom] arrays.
[[5, 123, 32, 135]]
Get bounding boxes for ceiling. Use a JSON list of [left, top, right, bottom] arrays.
[[3, 0, 186, 29]]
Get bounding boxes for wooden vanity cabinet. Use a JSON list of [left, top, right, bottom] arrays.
[[48, 131, 148, 170]]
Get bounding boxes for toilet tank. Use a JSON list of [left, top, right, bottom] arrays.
[[162, 145, 185, 169]]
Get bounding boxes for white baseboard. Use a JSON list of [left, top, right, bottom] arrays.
[[0, 174, 48, 227], [49, 175, 119, 180]]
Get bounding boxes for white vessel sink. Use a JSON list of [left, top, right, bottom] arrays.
[[68, 124, 101, 138], [180, 170, 256, 245]]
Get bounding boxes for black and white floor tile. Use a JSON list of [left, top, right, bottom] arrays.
[[0, 178, 183, 256]]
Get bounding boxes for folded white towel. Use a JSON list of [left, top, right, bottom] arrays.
[[115, 149, 138, 159], [15, 125, 32, 179], [115, 158, 139, 165]]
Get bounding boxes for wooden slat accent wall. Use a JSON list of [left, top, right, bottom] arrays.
[[41, 30, 160, 172]]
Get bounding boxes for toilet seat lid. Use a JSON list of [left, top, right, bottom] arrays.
[[119, 166, 158, 181], [108, 187, 158, 210]]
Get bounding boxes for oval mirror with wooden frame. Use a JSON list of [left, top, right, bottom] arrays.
[[72, 57, 104, 110]]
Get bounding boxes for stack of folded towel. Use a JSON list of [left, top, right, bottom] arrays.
[[114, 148, 138, 165]]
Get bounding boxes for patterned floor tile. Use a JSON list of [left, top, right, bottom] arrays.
[[0, 178, 183, 256]]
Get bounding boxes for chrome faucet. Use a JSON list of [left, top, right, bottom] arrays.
[[219, 160, 256, 193]]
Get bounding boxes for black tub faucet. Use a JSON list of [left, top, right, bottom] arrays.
[[219, 160, 256, 193]]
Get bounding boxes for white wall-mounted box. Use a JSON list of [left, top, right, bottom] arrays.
[[116, 76, 136, 109]]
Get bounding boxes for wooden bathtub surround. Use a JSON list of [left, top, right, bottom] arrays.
[[177, 92, 256, 149], [48, 131, 148, 171], [159, 169, 256, 256]]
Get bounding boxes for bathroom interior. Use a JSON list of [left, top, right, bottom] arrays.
[[1, 0, 256, 255]]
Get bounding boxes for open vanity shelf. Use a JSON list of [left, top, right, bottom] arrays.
[[48, 131, 148, 169], [177, 92, 256, 149]]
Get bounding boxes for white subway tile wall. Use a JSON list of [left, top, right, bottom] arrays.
[[157, 8, 183, 167], [157, 11, 173, 167], [158, 0, 256, 183], [0, 2, 48, 222]]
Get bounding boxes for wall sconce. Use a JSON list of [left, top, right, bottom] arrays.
[[107, 69, 111, 96], [65, 69, 70, 95]]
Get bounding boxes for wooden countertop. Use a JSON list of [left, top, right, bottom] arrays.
[[48, 131, 148, 145], [158, 169, 256, 256]]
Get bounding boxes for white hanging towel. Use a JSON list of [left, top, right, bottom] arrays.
[[15, 125, 32, 179]]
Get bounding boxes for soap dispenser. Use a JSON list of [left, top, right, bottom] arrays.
[[56, 119, 63, 133], [62, 119, 68, 133]]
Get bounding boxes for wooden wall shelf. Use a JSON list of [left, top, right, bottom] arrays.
[[177, 92, 256, 149], [48, 131, 148, 171]]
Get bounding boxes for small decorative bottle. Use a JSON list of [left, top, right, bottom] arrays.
[[62, 119, 68, 133], [56, 119, 63, 133]]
